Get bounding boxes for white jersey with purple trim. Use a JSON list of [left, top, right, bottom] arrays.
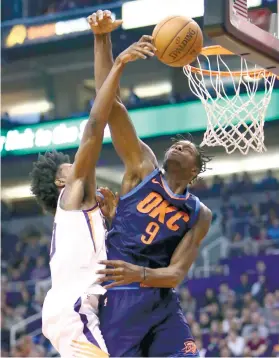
[[48, 189, 107, 299], [42, 190, 108, 357]]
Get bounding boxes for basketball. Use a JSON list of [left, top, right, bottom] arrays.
[[152, 16, 203, 67]]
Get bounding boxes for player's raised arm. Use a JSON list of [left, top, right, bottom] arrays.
[[90, 10, 122, 98], [88, 11, 158, 188], [68, 39, 154, 189], [97, 203, 212, 288]]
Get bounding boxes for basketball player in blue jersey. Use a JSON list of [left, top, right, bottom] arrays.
[[88, 10, 212, 358]]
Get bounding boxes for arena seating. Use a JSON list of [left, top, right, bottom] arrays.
[[2, 0, 123, 21]]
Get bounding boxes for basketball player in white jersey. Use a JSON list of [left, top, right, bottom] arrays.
[[30, 34, 156, 357]]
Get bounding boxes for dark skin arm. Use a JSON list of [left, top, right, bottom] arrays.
[[62, 37, 155, 211], [97, 203, 212, 288], [89, 11, 158, 195], [61, 59, 125, 210]]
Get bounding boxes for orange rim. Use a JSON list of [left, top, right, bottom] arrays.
[[185, 45, 279, 78]]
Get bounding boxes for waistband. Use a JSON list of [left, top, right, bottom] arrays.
[[102, 282, 172, 291]]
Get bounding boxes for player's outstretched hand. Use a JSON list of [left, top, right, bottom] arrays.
[[116, 35, 156, 64], [96, 260, 144, 289], [96, 187, 119, 222], [87, 10, 123, 35]]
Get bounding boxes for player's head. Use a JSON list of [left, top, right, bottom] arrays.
[[163, 134, 211, 184], [30, 150, 71, 213]]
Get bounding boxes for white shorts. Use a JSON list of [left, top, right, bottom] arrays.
[[42, 291, 108, 358]]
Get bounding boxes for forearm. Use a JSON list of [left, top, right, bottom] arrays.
[[94, 34, 116, 93], [142, 266, 182, 288], [93, 34, 148, 168], [90, 59, 124, 124], [142, 246, 198, 288], [73, 59, 125, 175]]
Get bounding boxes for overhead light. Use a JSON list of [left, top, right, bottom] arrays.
[[2, 184, 34, 201], [122, 0, 204, 30], [8, 100, 53, 115], [134, 82, 172, 98], [200, 150, 279, 177], [248, 0, 262, 7], [55, 18, 89, 36]]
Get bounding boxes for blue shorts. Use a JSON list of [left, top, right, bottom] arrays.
[[99, 286, 199, 357]]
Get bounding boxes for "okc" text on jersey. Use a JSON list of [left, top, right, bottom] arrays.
[[137, 192, 189, 231]]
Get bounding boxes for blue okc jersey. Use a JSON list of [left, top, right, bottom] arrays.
[[107, 168, 200, 268]]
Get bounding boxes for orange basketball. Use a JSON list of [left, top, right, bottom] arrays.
[[152, 15, 203, 67]]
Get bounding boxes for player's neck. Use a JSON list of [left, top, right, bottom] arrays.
[[163, 170, 189, 195]]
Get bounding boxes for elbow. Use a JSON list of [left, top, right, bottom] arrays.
[[88, 109, 106, 127], [114, 96, 123, 105], [176, 269, 187, 287], [169, 268, 185, 288], [112, 99, 125, 112], [89, 109, 100, 123]]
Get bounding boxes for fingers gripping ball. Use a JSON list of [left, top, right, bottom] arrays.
[[153, 16, 203, 67]]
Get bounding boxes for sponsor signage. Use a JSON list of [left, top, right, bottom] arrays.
[[5, 17, 91, 47], [1, 90, 278, 157]]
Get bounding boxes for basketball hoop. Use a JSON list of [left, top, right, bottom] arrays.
[[183, 45, 278, 155]]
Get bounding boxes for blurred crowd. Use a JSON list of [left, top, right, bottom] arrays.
[[192, 170, 279, 197], [1, 171, 279, 356], [2, 0, 124, 20], [1, 227, 53, 356], [192, 170, 279, 257], [41, 0, 121, 16], [179, 278, 279, 357], [2, 227, 50, 281]]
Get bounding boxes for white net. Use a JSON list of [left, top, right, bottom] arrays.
[[183, 48, 277, 155]]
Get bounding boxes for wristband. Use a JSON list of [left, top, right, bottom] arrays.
[[143, 267, 146, 281]]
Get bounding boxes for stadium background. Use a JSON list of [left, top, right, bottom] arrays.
[[1, 0, 279, 356]]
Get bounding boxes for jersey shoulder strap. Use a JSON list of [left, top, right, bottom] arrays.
[[185, 193, 201, 229]]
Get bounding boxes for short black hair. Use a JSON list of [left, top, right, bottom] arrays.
[[30, 151, 70, 212], [165, 134, 213, 182]]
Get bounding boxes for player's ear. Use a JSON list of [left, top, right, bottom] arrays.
[[191, 166, 198, 181], [55, 178, 66, 187]]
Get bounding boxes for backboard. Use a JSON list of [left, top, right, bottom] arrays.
[[203, 0, 279, 75]]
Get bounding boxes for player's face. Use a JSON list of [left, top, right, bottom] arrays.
[[55, 163, 72, 187], [164, 140, 198, 179]]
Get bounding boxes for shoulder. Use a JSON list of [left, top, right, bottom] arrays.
[[199, 202, 212, 223], [190, 203, 212, 244], [195, 203, 212, 235], [186, 195, 211, 228]]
